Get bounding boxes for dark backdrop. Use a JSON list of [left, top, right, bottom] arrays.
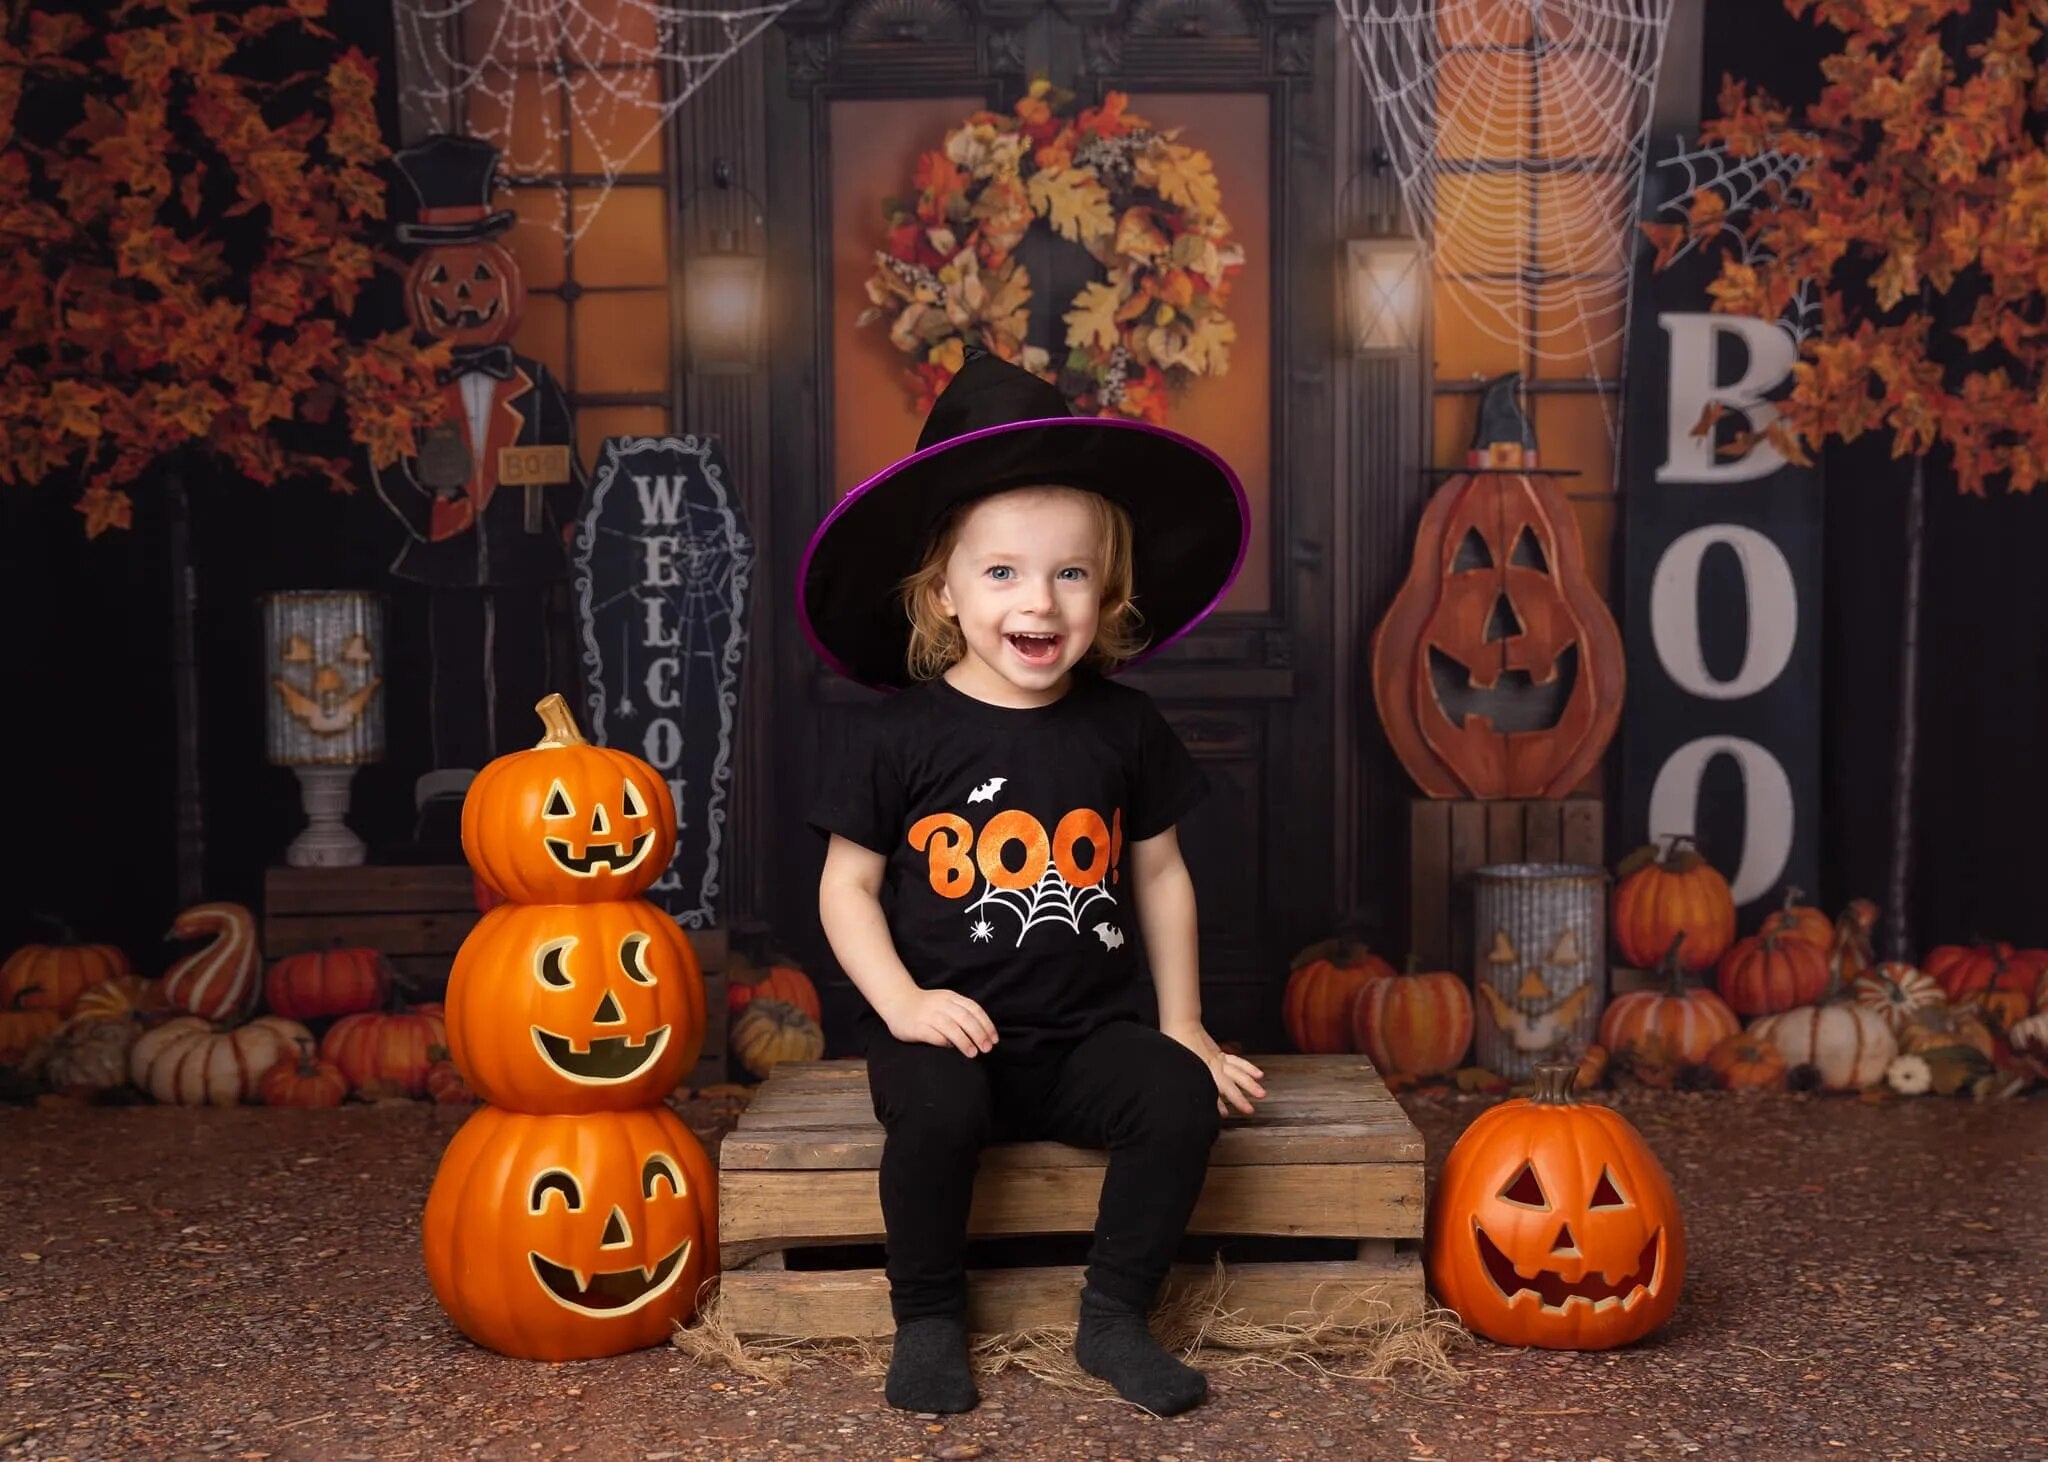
[[6, 1, 2043, 978]]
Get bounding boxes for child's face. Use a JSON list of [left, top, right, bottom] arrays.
[[936, 487, 1105, 702]]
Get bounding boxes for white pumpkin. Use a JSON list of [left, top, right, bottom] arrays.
[[1885, 1053, 1932, 1096], [1849, 961, 1946, 1033], [129, 1015, 314, 1106], [1750, 1001, 1897, 1091]]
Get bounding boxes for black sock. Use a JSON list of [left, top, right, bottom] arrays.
[[1074, 1287, 1208, 1415], [884, 1315, 979, 1414]]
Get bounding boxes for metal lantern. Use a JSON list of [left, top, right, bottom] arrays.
[[263, 591, 385, 867], [1470, 862, 1607, 1082]]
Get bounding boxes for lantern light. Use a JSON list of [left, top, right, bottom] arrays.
[[683, 158, 767, 374], [1346, 236, 1424, 356]]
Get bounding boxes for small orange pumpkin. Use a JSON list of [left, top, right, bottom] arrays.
[[462, 695, 677, 905], [1599, 935, 1741, 1073], [1759, 887, 1832, 950], [1922, 941, 2045, 1006], [1426, 1060, 1686, 1349], [422, 1104, 715, 1360], [726, 951, 822, 1026], [321, 1003, 448, 1099], [1347, 956, 1473, 1079], [1282, 938, 1394, 1054], [0, 932, 129, 1017], [425, 1045, 478, 1105], [0, 991, 63, 1065], [1716, 929, 1832, 1018], [1611, 837, 1735, 975], [263, 947, 393, 1022], [70, 974, 170, 1024], [258, 1053, 350, 1108], [1848, 961, 1946, 1034], [1703, 1030, 1786, 1090]]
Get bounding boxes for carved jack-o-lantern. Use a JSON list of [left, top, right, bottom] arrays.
[[405, 240, 525, 347], [446, 900, 705, 1113], [462, 696, 677, 904], [1427, 1061, 1685, 1350], [1372, 375, 1624, 799], [423, 1104, 716, 1360]]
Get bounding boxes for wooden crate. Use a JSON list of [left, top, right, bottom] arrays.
[[261, 865, 729, 1087], [1407, 797, 1604, 975], [716, 1055, 1426, 1339]]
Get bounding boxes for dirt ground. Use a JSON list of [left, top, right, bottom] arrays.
[[4, 1089, 2046, 1462]]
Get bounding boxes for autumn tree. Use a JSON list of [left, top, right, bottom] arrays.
[[1649, 0, 2048, 958]]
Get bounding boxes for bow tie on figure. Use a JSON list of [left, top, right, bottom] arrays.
[[440, 343, 517, 383]]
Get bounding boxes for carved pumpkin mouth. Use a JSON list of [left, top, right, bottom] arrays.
[[544, 832, 654, 876], [428, 297, 501, 331], [1428, 644, 1578, 733], [531, 1025, 671, 1082], [528, 1237, 690, 1317], [1473, 1222, 1661, 1312]]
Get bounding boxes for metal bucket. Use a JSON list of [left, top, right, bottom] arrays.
[[1470, 863, 1606, 1082]]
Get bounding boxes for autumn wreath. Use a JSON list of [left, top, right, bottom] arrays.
[[857, 80, 1245, 425]]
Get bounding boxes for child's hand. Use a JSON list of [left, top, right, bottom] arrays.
[[1163, 1021, 1265, 1117], [881, 987, 999, 1057]]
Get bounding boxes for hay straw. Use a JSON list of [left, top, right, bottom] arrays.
[[672, 1261, 1471, 1400]]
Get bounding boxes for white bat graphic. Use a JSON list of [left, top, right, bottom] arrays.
[[1092, 922, 1125, 950], [967, 776, 1007, 804]]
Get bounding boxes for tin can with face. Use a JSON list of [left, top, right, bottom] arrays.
[[1470, 863, 1606, 1082]]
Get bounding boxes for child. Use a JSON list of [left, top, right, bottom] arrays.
[[800, 348, 1265, 1417]]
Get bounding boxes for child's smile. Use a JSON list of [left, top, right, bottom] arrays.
[[937, 487, 1105, 706]]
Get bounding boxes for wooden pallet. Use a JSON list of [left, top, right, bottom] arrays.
[[1407, 796, 1604, 975], [716, 1055, 1427, 1338], [261, 865, 728, 1087]]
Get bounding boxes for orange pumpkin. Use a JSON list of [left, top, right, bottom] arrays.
[[1759, 887, 1831, 950], [1848, 961, 1946, 1034], [0, 934, 128, 1017], [1716, 929, 1831, 1018], [1347, 956, 1473, 1078], [462, 695, 677, 905], [1573, 1044, 1610, 1092], [725, 952, 822, 1026], [405, 238, 525, 347], [422, 1104, 714, 1359], [445, 901, 704, 1113], [321, 1003, 447, 1099], [162, 902, 261, 1022], [426, 1045, 478, 1105], [1611, 837, 1735, 975], [1703, 1030, 1786, 1090], [259, 1053, 350, 1108], [1599, 936, 1741, 1073], [1922, 942, 2046, 1005], [0, 991, 62, 1065], [1426, 1061, 1685, 1349], [1283, 938, 1394, 1054], [70, 974, 170, 1024], [730, 998, 824, 1079], [263, 947, 392, 1022]]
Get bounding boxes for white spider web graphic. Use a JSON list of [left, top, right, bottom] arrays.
[[968, 866, 1118, 949], [1648, 135, 1821, 342]]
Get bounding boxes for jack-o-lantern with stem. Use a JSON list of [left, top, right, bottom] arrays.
[[462, 695, 677, 904], [1372, 374, 1625, 799], [447, 898, 705, 1113], [423, 1103, 717, 1361], [1427, 1060, 1686, 1349]]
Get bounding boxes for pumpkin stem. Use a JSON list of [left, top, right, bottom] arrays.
[[1659, 931, 1689, 994], [1529, 1060, 1581, 1105], [1404, 953, 1422, 976], [1781, 886, 1805, 912], [532, 694, 588, 749]]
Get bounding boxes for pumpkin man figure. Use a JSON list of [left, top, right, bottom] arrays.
[[374, 134, 587, 820]]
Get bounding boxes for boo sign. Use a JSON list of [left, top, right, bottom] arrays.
[[1619, 136, 1821, 916]]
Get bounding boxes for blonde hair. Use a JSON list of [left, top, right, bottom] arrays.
[[900, 486, 1148, 682]]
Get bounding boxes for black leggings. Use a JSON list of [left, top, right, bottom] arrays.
[[863, 1019, 1222, 1323]]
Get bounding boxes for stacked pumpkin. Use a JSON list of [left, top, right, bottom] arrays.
[[1281, 938, 1475, 1084], [424, 694, 716, 1361]]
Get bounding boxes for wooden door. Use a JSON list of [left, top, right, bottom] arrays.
[[757, 0, 1339, 1047]]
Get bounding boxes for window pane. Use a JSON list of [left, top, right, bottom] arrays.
[[1532, 277, 1625, 382], [1438, 0, 1532, 47], [568, 67, 666, 177], [464, 68, 561, 177], [573, 288, 672, 394], [513, 292, 569, 383], [1432, 274, 1524, 382], [1533, 391, 1617, 495], [572, 185, 669, 287], [1436, 50, 1530, 162], [506, 187, 567, 292], [1532, 173, 1628, 278], [1537, 45, 1637, 161], [1432, 171, 1526, 277]]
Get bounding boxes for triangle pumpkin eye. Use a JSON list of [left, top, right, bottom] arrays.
[[1499, 1161, 1549, 1209], [544, 781, 573, 818], [1590, 1168, 1629, 1209]]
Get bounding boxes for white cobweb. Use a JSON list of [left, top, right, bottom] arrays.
[[393, 0, 797, 241], [1336, 0, 1677, 454], [969, 866, 1118, 949], [1647, 135, 1821, 341]]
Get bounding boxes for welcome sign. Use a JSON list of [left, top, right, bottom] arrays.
[[1619, 134, 1823, 916], [572, 436, 754, 928]]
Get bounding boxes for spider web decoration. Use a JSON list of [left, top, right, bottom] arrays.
[[394, 0, 797, 241], [968, 866, 1118, 949], [1336, 0, 1676, 456], [1647, 136, 1821, 342]]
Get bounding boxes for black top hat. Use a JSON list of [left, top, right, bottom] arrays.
[[392, 134, 516, 246], [797, 349, 1250, 690]]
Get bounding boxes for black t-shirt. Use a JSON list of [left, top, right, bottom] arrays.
[[807, 669, 1208, 1054]]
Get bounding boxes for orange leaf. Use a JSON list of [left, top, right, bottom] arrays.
[[75, 486, 133, 538]]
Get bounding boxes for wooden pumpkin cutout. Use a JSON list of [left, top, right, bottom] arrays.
[[1372, 375, 1624, 799]]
